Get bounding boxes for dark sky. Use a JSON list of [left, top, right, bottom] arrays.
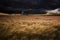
[[0, 0, 60, 9]]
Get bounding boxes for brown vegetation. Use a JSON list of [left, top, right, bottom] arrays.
[[0, 14, 60, 40]]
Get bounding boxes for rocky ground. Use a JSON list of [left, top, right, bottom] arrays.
[[0, 13, 60, 40]]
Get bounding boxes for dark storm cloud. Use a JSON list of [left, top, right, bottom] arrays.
[[0, 0, 60, 9], [0, 0, 60, 13]]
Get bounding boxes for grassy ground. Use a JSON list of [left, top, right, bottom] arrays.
[[0, 14, 60, 40]]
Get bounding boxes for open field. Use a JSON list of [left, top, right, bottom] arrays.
[[0, 13, 60, 40]]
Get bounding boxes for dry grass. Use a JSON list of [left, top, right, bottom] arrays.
[[0, 14, 60, 40]]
